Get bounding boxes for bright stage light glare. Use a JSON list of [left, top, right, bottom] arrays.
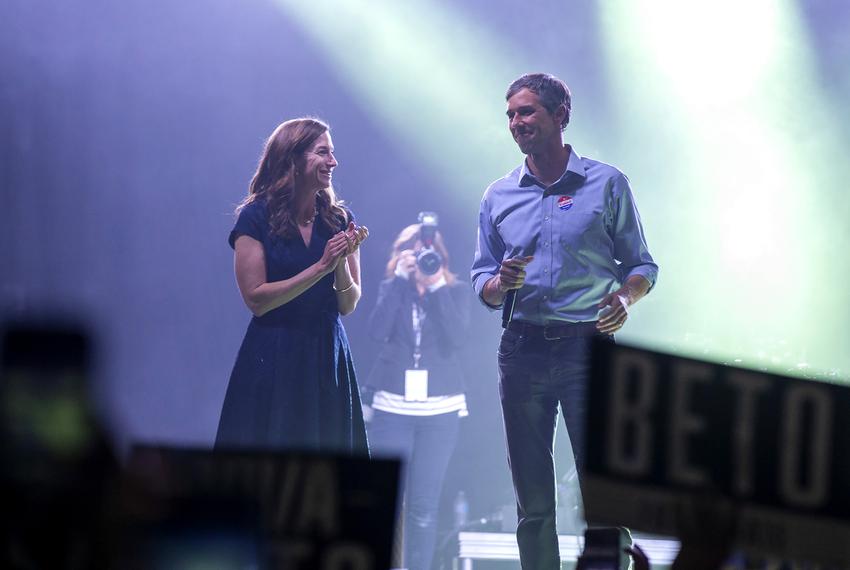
[[272, 0, 541, 207], [635, 0, 780, 107], [598, 0, 850, 381]]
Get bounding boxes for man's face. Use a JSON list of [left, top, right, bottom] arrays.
[[506, 88, 562, 155]]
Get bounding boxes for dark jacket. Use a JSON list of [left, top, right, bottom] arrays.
[[365, 276, 471, 396]]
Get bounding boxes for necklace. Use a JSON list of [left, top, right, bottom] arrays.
[[299, 208, 318, 226]]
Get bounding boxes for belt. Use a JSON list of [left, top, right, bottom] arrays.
[[505, 319, 601, 340]]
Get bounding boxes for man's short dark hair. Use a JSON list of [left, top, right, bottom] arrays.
[[506, 73, 571, 130]]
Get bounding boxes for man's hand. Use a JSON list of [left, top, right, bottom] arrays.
[[497, 255, 534, 291], [597, 290, 630, 334], [482, 255, 533, 307], [597, 275, 650, 334]]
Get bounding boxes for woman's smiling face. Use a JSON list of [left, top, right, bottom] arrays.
[[299, 131, 338, 190]]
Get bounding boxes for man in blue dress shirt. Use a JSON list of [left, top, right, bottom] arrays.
[[471, 73, 659, 569]]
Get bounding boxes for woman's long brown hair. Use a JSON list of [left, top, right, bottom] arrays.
[[237, 118, 347, 238]]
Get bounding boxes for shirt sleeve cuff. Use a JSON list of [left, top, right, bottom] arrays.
[[472, 273, 502, 310], [624, 265, 659, 292]]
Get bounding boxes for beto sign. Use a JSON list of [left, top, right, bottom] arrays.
[[583, 341, 850, 567]]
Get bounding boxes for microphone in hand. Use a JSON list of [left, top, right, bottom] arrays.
[[499, 255, 533, 327]]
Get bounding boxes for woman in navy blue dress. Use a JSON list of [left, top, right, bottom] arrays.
[[216, 117, 369, 454]]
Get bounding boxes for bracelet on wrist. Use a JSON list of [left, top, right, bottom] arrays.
[[333, 281, 355, 293]]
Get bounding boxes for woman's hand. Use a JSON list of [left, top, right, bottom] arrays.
[[318, 232, 350, 274], [342, 222, 369, 256]]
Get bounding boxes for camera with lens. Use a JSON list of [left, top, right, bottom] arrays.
[[416, 211, 443, 276]]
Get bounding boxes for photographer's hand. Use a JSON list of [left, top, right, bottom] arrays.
[[394, 249, 417, 280]]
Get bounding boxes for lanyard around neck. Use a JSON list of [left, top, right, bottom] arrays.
[[412, 301, 425, 368]]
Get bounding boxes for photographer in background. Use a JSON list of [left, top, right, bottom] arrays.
[[363, 213, 471, 570]]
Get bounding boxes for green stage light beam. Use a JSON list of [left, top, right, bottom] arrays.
[[598, 0, 850, 381], [272, 0, 588, 210]]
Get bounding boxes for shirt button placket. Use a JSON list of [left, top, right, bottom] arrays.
[[544, 198, 553, 305]]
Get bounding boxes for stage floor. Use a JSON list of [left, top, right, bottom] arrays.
[[457, 531, 680, 569]]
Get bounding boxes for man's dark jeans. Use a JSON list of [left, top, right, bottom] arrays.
[[498, 323, 611, 570]]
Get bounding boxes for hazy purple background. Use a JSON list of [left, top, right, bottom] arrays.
[[3, 0, 849, 549]]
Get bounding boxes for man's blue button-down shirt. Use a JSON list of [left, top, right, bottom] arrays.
[[471, 146, 659, 324]]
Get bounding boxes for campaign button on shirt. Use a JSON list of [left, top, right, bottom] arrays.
[[558, 195, 573, 211]]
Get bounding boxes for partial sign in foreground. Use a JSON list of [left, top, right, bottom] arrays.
[[125, 447, 399, 570], [584, 340, 850, 567]]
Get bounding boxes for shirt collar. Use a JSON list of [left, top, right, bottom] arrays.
[[518, 145, 587, 188]]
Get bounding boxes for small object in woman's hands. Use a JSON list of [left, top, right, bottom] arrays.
[[343, 223, 368, 254]]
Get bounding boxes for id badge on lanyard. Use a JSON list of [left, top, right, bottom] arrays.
[[405, 301, 428, 402], [404, 369, 428, 402]]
